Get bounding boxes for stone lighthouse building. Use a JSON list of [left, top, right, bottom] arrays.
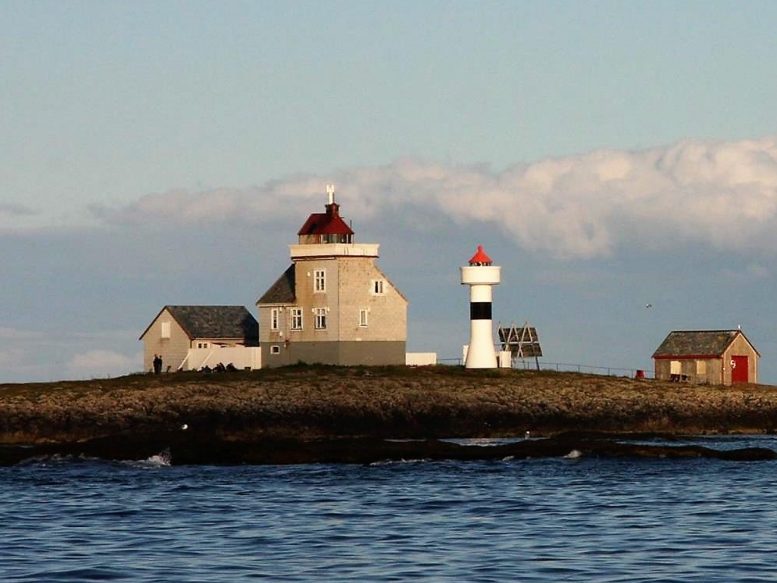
[[256, 186, 408, 367]]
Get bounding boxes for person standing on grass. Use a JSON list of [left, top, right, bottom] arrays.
[[153, 354, 163, 374]]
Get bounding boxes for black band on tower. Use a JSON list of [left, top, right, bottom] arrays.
[[470, 302, 492, 320]]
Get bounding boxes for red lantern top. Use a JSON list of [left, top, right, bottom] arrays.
[[468, 244, 493, 266]]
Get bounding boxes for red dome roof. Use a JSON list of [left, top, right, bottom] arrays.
[[468, 245, 493, 266], [297, 202, 354, 236]]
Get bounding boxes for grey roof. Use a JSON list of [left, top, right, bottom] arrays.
[[141, 305, 258, 342], [652, 330, 757, 358], [257, 264, 296, 305]]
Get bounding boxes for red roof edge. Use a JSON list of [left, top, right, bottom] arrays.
[[653, 354, 721, 360]]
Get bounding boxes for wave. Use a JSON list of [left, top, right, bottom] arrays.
[[369, 458, 432, 466], [123, 448, 172, 468]]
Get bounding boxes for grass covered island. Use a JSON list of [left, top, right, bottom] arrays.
[[2, 365, 777, 465]]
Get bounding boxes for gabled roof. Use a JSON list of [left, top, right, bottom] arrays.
[[139, 305, 258, 341], [298, 203, 354, 236], [257, 264, 296, 305], [652, 330, 760, 358]]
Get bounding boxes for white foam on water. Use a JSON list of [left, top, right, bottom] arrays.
[[564, 449, 583, 459], [124, 449, 172, 468], [369, 458, 432, 466], [442, 437, 524, 447], [19, 453, 103, 467]]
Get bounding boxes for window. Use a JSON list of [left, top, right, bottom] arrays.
[[670, 360, 681, 375], [197, 342, 209, 349], [270, 345, 281, 354], [359, 308, 369, 327], [314, 269, 326, 293], [270, 308, 280, 330], [696, 361, 707, 375], [160, 321, 171, 339], [291, 308, 303, 330], [372, 279, 385, 295], [314, 307, 327, 330]]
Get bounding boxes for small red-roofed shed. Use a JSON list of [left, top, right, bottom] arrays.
[[652, 329, 759, 385]]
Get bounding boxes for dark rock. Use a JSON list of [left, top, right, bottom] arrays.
[[2, 433, 774, 466]]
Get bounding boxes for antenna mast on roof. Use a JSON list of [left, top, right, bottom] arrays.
[[326, 184, 335, 205]]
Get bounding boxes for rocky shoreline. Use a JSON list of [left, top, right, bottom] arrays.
[[2, 366, 777, 465]]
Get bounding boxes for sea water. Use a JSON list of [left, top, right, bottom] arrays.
[[3, 435, 777, 582]]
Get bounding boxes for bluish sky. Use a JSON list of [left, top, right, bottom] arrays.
[[3, 1, 777, 382]]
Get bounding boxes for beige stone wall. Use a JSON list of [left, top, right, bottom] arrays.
[[290, 258, 341, 342], [261, 341, 293, 367], [257, 254, 408, 367], [142, 309, 191, 373], [260, 255, 407, 346], [336, 259, 407, 342], [258, 304, 290, 344]]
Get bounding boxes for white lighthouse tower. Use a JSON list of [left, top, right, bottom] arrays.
[[461, 245, 501, 369]]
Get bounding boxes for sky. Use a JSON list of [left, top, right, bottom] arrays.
[[3, 1, 777, 383]]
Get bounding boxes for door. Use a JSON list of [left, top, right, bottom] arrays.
[[731, 355, 749, 384]]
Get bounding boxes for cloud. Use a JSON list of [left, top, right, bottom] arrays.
[[721, 262, 771, 282], [0, 348, 25, 368], [0, 326, 142, 383], [93, 135, 777, 258], [0, 327, 46, 340], [67, 349, 138, 379], [0, 203, 37, 217], [0, 203, 40, 232]]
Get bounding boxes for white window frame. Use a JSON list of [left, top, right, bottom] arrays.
[[270, 308, 280, 330], [314, 307, 327, 330], [291, 308, 303, 331], [314, 269, 326, 293], [270, 345, 281, 354], [359, 308, 369, 327], [371, 279, 385, 295]]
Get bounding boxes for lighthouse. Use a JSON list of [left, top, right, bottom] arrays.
[[461, 245, 501, 369]]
